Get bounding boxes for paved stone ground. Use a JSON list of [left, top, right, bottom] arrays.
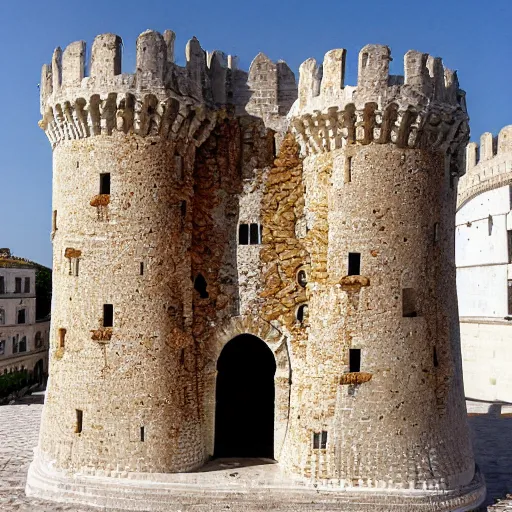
[[0, 394, 510, 511]]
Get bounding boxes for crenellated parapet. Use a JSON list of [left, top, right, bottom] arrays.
[[457, 126, 512, 210], [39, 29, 297, 147], [290, 45, 469, 174]]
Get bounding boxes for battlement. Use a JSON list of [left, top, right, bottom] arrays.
[[297, 45, 464, 113], [465, 126, 512, 171], [291, 45, 469, 164], [39, 29, 297, 146], [457, 126, 512, 210]]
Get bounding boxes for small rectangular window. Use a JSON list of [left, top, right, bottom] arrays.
[[0, 276, 4, 294], [19, 337, 27, 352], [100, 173, 111, 195], [24, 277, 30, 293], [74, 259, 79, 277], [402, 288, 417, 317], [75, 409, 83, 434], [140, 262, 144, 275], [313, 432, 320, 449], [15, 278, 22, 293], [17, 309, 26, 324], [348, 252, 361, 276], [52, 210, 57, 232], [345, 156, 352, 183], [321, 430, 328, 449], [58, 328, 66, 348], [249, 223, 260, 245], [239, 224, 249, 245], [140, 426, 145, 442], [349, 348, 361, 372], [103, 304, 113, 327]]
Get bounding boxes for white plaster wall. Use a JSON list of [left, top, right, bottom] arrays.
[[456, 185, 512, 317], [457, 265, 508, 317], [0, 267, 36, 295], [0, 297, 36, 326], [456, 185, 510, 225], [461, 321, 512, 402]]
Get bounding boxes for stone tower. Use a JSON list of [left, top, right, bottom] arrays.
[[27, 29, 485, 511]]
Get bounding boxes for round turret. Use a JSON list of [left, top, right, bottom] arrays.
[[284, 44, 479, 497]]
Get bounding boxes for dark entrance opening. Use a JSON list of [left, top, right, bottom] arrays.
[[214, 334, 276, 459]]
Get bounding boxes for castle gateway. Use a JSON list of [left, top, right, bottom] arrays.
[[27, 29, 485, 511]]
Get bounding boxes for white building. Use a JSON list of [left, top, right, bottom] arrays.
[[0, 251, 49, 382], [456, 127, 512, 402]]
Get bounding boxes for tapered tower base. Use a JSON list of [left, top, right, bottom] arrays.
[[27, 451, 485, 512]]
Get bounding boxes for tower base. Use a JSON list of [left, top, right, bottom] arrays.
[[26, 450, 486, 512]]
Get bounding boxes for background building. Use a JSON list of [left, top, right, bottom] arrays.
[[456, 127, 512, 402], [0, 248, 50, 382]]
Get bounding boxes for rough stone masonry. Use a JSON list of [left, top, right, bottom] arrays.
[[26, 28, 486, 511]]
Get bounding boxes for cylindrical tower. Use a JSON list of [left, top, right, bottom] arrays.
[[288, 45, 484, 505], [34, 30, 219, 474]]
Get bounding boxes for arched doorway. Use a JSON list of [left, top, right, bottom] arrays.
[[214, 334, 276, 459]]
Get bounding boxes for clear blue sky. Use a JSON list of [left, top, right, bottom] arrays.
[[1, 0, 510, 267]]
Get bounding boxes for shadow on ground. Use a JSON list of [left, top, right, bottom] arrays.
[[468, 402, 512, 508]]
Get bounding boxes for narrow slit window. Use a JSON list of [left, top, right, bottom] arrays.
[[433, 346, 439, 368], [180, 200, 187, 218], [103, 304, 113, 327], [194, 274, 209, 299], [52, 210, 57, 232], [140, 262, 144, 275], [100, 173, 111, 195], [74, 259, 79, 277], [58, 328, 66, 349], [313, 432, 320, 449], [24, 277, 30, 293], [239, 224, 249, 245], [321, 430, 328, 449], [434, 223, 440, 243], [260, 224, 263, 243], [75, 409, 83, 434], [348, 252, 361, 276], [402, 288, 417, 317], [345, 156, 352, 183], [140, 426, 145, 442], [249, 223, 260, 244], [296, 304, 308, 323], [349, 348, 361, 372]]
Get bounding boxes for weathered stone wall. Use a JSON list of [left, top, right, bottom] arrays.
[[31, 29, 485, 512], [42, 134, 205, 473]]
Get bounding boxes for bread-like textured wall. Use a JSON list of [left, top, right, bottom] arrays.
[[28, 30, 485, 512]]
